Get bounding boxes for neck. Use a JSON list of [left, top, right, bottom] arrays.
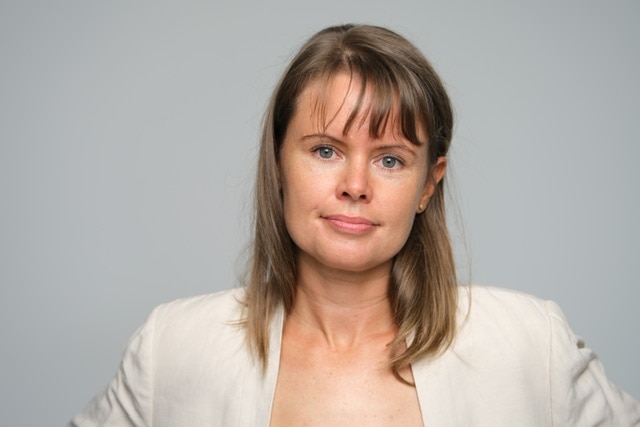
[[287, 252, 396, 350]]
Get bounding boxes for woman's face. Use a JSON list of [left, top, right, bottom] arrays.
[[279, 73, 444, 277]]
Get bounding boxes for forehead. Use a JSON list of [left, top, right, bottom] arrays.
[[296, 72, 427, 145]]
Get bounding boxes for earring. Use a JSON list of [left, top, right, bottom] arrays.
[[418, 203, 424, 212]]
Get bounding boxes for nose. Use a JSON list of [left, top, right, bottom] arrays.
[[338, 158, 371, 202]]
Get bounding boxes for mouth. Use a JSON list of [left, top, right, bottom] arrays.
[[322, 214, 378, 233]]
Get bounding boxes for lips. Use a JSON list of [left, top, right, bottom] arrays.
[[322, 214, 378, 233]]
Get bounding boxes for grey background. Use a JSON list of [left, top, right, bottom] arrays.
[[1, 1, 638, 425]]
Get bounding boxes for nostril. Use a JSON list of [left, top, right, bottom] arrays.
[[341, 191, 367, 201]]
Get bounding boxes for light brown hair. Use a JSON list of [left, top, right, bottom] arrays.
[[243, 24, 457, 381]]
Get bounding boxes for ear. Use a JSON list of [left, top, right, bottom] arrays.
[[417, 156, 447, 213]]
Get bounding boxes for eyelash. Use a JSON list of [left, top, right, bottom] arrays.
[[313, 145, 336, 160], [379, 155, 403, 169], [311, 145, 404, 169]]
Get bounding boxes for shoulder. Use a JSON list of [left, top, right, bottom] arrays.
[[457, 285, 558, 333], [416, 286, 640, 424], [87, 287, 261, 425], [141, 287, 249, 356], [141, 287, 253, 378], [412, 286, 557, 423], [460, 284, 547, 311], [453, 285, 554, 365], [151, 286, 247, 325], [451, 285, 579, 383]]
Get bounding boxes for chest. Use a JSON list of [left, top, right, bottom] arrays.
[[269, 333, 424, 427]]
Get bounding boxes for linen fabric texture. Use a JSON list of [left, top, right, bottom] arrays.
[[69, 286, 640, 426]]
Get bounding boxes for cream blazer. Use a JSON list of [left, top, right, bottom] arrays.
[[70, 286, 640, 426]]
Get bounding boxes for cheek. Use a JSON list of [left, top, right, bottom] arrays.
[[395, 203, 419, 238], [280, 183, 320, 253], [383, 184, 423, 239], [385, 179, 423, 215], [281, 161, 330, 209], [280, 168, 316, 226]]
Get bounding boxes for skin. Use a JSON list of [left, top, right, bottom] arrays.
[[269, 73, 446, 427]]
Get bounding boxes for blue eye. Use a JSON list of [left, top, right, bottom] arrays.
[[381, 156, 399, 168], [316, 146, 334, 159]]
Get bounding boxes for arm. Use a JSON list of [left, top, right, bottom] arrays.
[[547, 300, 640, 426], [68, 311, 155, 427]]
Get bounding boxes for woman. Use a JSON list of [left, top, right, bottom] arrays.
[[70, 24, 639, 426]]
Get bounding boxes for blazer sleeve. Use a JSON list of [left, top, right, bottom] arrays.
[[68, 310, 155, 427], [546, 300, 640, 426]]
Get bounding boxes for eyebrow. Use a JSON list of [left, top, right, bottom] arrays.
[[301, 133, 343, 144], [301, 133, 418, 157]]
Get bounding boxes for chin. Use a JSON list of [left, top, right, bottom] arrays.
[[318, 253, 393, 275]]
